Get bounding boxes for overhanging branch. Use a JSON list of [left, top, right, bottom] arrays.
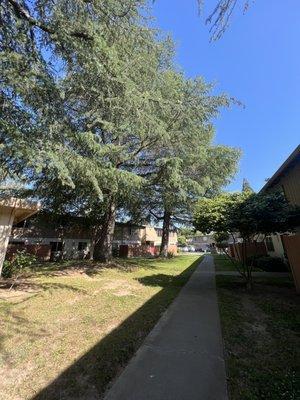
[[8, 0, 93, 41]]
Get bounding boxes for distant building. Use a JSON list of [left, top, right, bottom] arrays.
[[8, 213, 178, 260], [0, 197, 40, 272], [186, 234, 214, 251]]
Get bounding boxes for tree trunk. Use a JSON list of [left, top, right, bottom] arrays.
[[94, 200, 116, 262], [89, 239, 95, 260], [160, 211, 171, 258]]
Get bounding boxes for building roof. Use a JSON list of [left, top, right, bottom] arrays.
[[260, 144, 300, 192], [0, 197, 41, 224]]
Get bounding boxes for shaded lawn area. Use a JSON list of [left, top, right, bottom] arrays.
[[216, 274, 300, 400], [214, 253, 261, 272], [0, 255, 201, 400], [214, 253, 239, 271]]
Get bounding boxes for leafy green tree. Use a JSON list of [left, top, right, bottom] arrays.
[[0, 0, 241, 263], [201, 0, 251, 41], [138, 73, 241, 257], [1, 0, 175, 261], [177, 235, 187, 246], [194, 190, 299, 288]]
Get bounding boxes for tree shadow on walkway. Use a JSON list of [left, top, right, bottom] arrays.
[[30, 257, 201, 400]]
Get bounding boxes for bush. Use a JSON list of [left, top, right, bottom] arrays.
[[167, 251, 175, 259], [2, 250, 37, 279], [2, 260, 14, 278], [256, 255, 288, 272]]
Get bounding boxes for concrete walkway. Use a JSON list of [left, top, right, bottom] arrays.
[[104, 256, 228, 400]]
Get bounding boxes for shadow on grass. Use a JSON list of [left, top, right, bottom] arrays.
[[0, 280, 87, 303], [216, 275, 294, 291], [0, 304, 50, 366], [29, 256, 201, 400], [25, 257, 163, 279]]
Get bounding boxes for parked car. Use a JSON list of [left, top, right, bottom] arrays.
[[181, 246, 190, 252]]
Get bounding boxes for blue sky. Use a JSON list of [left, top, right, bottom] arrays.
[[152, 0, 300, 192]]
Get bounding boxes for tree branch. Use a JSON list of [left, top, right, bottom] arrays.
[[8, 0, 93, 41]]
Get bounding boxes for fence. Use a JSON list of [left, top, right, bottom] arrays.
[[282, 234, 300, 292], [228, 241, 267, 262], [6, 243, 51, 261]]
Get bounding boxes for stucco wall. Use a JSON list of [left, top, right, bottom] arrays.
[[0, 207, 15, 271], [266, 234, 285, 258]]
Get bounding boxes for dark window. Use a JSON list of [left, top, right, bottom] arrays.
[[78, 242, 87, 251], [50, 241, 63, 252], [156, 229, 162, 237], [265, 236, 275, 252]]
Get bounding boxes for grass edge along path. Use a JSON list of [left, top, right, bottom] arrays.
[[1, 255, 202, 400]]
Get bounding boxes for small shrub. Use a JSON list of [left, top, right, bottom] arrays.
[[256, 255, 288, 272], [2, 250, 37, 279], [2, 260, 13, 278], [167, 251, 175, 259]]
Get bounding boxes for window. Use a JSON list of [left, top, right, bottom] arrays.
[[50, 241, 63, 252], [265, 236, 275, 252], [78, 242, 88, 251], [156, 229, 162, 237]]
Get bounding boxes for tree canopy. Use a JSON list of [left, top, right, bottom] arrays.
[[1, 0, 241, 261], [194, 190, 300, 287]]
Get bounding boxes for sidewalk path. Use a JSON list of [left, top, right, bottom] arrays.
[[104, 255, 228, 400]]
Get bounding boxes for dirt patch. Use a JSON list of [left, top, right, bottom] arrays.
[[242, 296, 268, 335]]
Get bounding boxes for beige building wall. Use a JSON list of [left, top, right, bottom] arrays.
[[267, 234, 285, 258], [0, 198, 40, 273], [144, 226, 178, 247], [0, 207, 15, 272]]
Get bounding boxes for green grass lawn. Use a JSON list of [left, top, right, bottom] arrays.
[[216, 274, 300, 400], [214, 253, 262, 272], [0, 255, 201, 400], [213, 253, 239, 271]]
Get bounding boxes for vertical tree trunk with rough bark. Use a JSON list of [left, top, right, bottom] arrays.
[[160, 211, 171, 258], [94, 200, 116, 262]]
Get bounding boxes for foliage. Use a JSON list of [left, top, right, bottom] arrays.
[[177, 235, 187, 246], [2, 250, 37, 279], [255, 256, 288, 272], [1, 0, 240, 262], [167, 251, 175, 259], [140, 74, 241, 256], [242, 178, 254, 193], [194, 190, 299, 288], [199, 0, 251, 41], [195, 191, 299, 239], [2, 261, 14, 279]]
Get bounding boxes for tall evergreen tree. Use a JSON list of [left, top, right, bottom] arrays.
[[242, 178, 254, 193], [137, 73, 241, 256]]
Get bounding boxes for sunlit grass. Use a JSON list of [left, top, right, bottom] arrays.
[[0, 254, 201, 400]]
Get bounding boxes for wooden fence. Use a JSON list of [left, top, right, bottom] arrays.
[[282, 234, 300, 292]]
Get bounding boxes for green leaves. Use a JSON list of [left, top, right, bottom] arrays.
[[194, 190, 299, 238]]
